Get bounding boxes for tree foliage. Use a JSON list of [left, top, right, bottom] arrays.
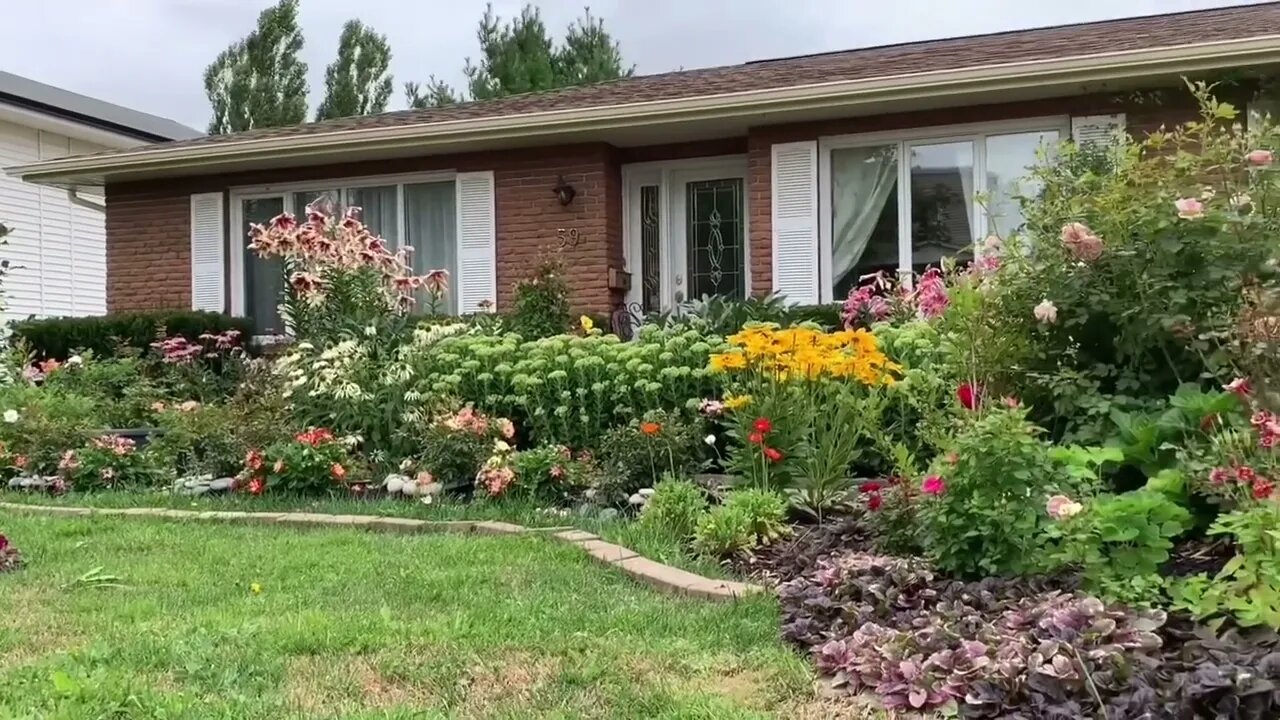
[[315, 20, 394, 121], [406, 3, 632, 109], [203, 0, 308, 134]]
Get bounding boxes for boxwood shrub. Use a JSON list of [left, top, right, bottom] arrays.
[[11, 311, 253, 360]]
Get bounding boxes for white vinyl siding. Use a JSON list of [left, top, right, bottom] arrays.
[[189, 193, 226, 312], [455, 171, 497, 313], [771, 142, 820, 305], [0, 120, 108, 320]]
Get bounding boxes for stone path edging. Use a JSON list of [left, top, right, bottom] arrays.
[[0, 502, 762, 602]]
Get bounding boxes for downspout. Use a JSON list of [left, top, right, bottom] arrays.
[[66, 189, 104, 213]]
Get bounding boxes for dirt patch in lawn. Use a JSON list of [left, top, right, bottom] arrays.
[[284, 653, 437, 715], [456, 651, 562, 718]]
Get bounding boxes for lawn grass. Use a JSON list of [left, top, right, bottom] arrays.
[[0, 490, 733, 579], [0, 513, 819, 719]]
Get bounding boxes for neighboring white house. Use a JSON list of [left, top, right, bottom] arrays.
[[0, 72, 200, 320]]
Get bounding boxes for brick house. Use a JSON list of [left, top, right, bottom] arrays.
[[9, 4, 1280, 334]]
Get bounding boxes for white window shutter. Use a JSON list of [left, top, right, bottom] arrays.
[[1071, 114, 1127, 149], [189, 192, 225, 312], [771, 141, 819, 305], [456, 171, 497, 313]]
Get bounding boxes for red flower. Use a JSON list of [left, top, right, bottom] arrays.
[[247, 477, 266, 496], [858, 481, 884, 494], [1237, 466, 1258, 483], [921, 475, 947, 496], [245, 450, 263, 471], [753, 417, 774, 434], [640, 421, 662, 436], [330, 463, 347, 480], [747, 431, 765, 445], [0, 535, 7, 552], [1254, 479, 1275, 500], [764, 447, 783, 463], [867, 493, 883, 511], [957, 383, 981, 411]]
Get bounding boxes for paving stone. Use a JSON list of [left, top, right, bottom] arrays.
[[471, 521, 527, 535], [576, 539, 638, 563], [275, 513, 376, 528], [368, 517, 429, 533], [417, 521, 476, 533], [610, 556, 763, 601], [679, 578, 764, 600], [551, 529, 599, 543], [524, 525, 575, 534], [27, 505, 91, 516]]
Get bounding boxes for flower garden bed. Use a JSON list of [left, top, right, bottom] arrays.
[[5, 88, 1280, 718]]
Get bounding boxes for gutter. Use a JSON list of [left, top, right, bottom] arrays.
[[10, 34, 1280, 184], [66, 189, 104, 213]]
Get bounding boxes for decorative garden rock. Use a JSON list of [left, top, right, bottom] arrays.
[[7, 475, 65, 494], [628, 492, 647, 508], [172, 475, 236, 496], [384, 474, 407, 495]]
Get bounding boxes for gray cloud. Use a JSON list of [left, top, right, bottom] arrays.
[[0, 0, 1265, 131]]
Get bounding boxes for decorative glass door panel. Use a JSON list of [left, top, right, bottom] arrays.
[[639, 184, 662, 314], [682, 178, 745, 301]]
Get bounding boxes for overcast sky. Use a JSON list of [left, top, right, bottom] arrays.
[[0, 0, 1267, 132]]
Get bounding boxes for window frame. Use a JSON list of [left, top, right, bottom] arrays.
[[227, 169, 457, 318], [817, 116, 1068, 302]]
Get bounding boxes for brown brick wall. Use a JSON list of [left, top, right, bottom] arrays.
[[105, 143, 628, 316], [104, 191, 191, 312]]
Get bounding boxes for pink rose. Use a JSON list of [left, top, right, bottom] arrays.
[[1175, 197, 1204, 220], [1060, 223, 1103, 262], [921, 475, 946, 496], [1046, 494, 1083, 519], [1033, 299, 1058, 324], [1246, 149, 1274, 167]]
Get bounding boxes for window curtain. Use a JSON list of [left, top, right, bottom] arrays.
[[404, 181, 457, 314], [830, 145, 898, 289], [347, 186, 399, 243]]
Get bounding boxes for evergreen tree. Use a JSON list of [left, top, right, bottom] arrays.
[[315, 20, 393, 121], [203, 0, 308, 134], [404, 78, 461, 109], [406, 4, 632, 107]]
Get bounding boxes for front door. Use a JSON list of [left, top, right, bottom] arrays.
[[624, 158, 749, 314], [669, 171, 747, 305]]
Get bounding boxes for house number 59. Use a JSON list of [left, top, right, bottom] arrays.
[[557, 228, 580, 248]]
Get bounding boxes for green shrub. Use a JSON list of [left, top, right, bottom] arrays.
[[693, 489, 790, 558], [11, 311, 252, 360], [0, 385, 101, 475], [1172, 505, 1280, 629], [149, 404, 247, 479], [638, 476, 708, 540], [62, 434, 166, 491], [1048, 489, 1191, 606], [652, 293, 843, 335], [509, 260, 571, 339], [918, 407, 1070, 578], [693, 505, 755, 558], [596, 411, 706, 502], [408, 324, 725, 448], [723, 488, 790, 543], [509, 444, 596, 503]]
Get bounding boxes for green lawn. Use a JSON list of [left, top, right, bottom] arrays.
[[0, 491, 732, 579], [0, 513, 819, 719]]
